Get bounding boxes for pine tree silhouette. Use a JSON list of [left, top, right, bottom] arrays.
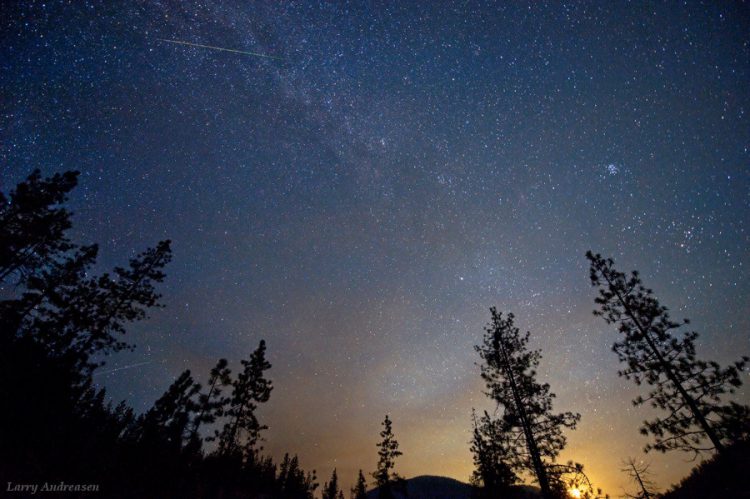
[[372, 414, 406, 499], [476, 308, 580, 499], [0, 169, 78, 282], [277, 453, 319, 498], [138, 370, 201, 453], [218, 340, 273, 458], [587, 251, 749, 455], [351, 469, 368, 499], [188, 358, 232, 450], [323, 468, 342, 499], [469, 409, 517, 497], [0, 169, 327, 497], [0, 170, 172, 485]]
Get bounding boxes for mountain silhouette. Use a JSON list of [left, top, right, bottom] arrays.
[[365, 476, 541, 499]]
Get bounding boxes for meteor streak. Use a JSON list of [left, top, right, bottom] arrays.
[[157, 38, 285, 60], [94, 360, 154, 376]]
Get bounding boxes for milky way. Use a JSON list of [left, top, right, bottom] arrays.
[[2, 1, 748, 494]]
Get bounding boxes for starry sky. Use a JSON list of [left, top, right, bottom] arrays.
[[2, 1, 749, 495]]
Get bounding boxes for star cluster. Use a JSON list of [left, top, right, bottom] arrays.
[[2, 1, 748, 494]]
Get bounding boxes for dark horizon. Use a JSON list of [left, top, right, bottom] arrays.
[[2, 1, 749, 495]]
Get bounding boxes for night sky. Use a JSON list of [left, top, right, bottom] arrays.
[[2, 1, 749, 495]]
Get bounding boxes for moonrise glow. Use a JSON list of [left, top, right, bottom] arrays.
[[2, 1, 748, 495]]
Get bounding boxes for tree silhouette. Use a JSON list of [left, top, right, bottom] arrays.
[[0, 169, 330, 497], [138, 369, 201, 453], [0, 170, 172, 484], [277, 453, 319, 498], [546, 462, 609, 499], [372, 414, 406, 499], [0, 169, 172, 376], [351, 469, 368, 499], [621, 458, 657, 499], [587, 251, 749, 455], [469, 409, 517, 497], [0, 169, 78, 282], [218, 340, 273, 458], [5, 237, 172, 375], [188, 358, 232, 450], [476, 308, 580, 499], [322, 468, 343, 499]]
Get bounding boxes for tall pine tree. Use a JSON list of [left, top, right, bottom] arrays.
[[476, 308, 580, 499], [218, 340, 273, 458], [189, 358, 232, 449], [587, 251, 749, 455], [372, 414, 405, 499]]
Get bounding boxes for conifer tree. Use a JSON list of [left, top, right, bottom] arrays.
[[0, 169, 172, 375], [277, 453, 292, 492], [2, 243, 99, 345], [75, 240, 171, 371], [0, 169, 334, 496], [139, 370, 201, 452], [0, 169, 79, 282], [322, 468, 342, 499], [278, 453, 318, 498], [469, 409, 517, 497], [587, 251, 749, 455], [189, 358, 232, 447], [5, 238, 172, 374], [372, 414, 405, 499], [476, 308, 580, 499], [0, 170, 172, 481], [218, 340, 273, 458], [351, 469, 368, 499]]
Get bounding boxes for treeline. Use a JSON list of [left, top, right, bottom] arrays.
[[1, 170, 748, 499], [0, 170, 425, 499], [0, 171, 319, 497]]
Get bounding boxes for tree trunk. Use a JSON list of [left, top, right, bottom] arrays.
[[631, 464, 651, 499], [495, 336, 553, 498], [606, 273, 725, 454]]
